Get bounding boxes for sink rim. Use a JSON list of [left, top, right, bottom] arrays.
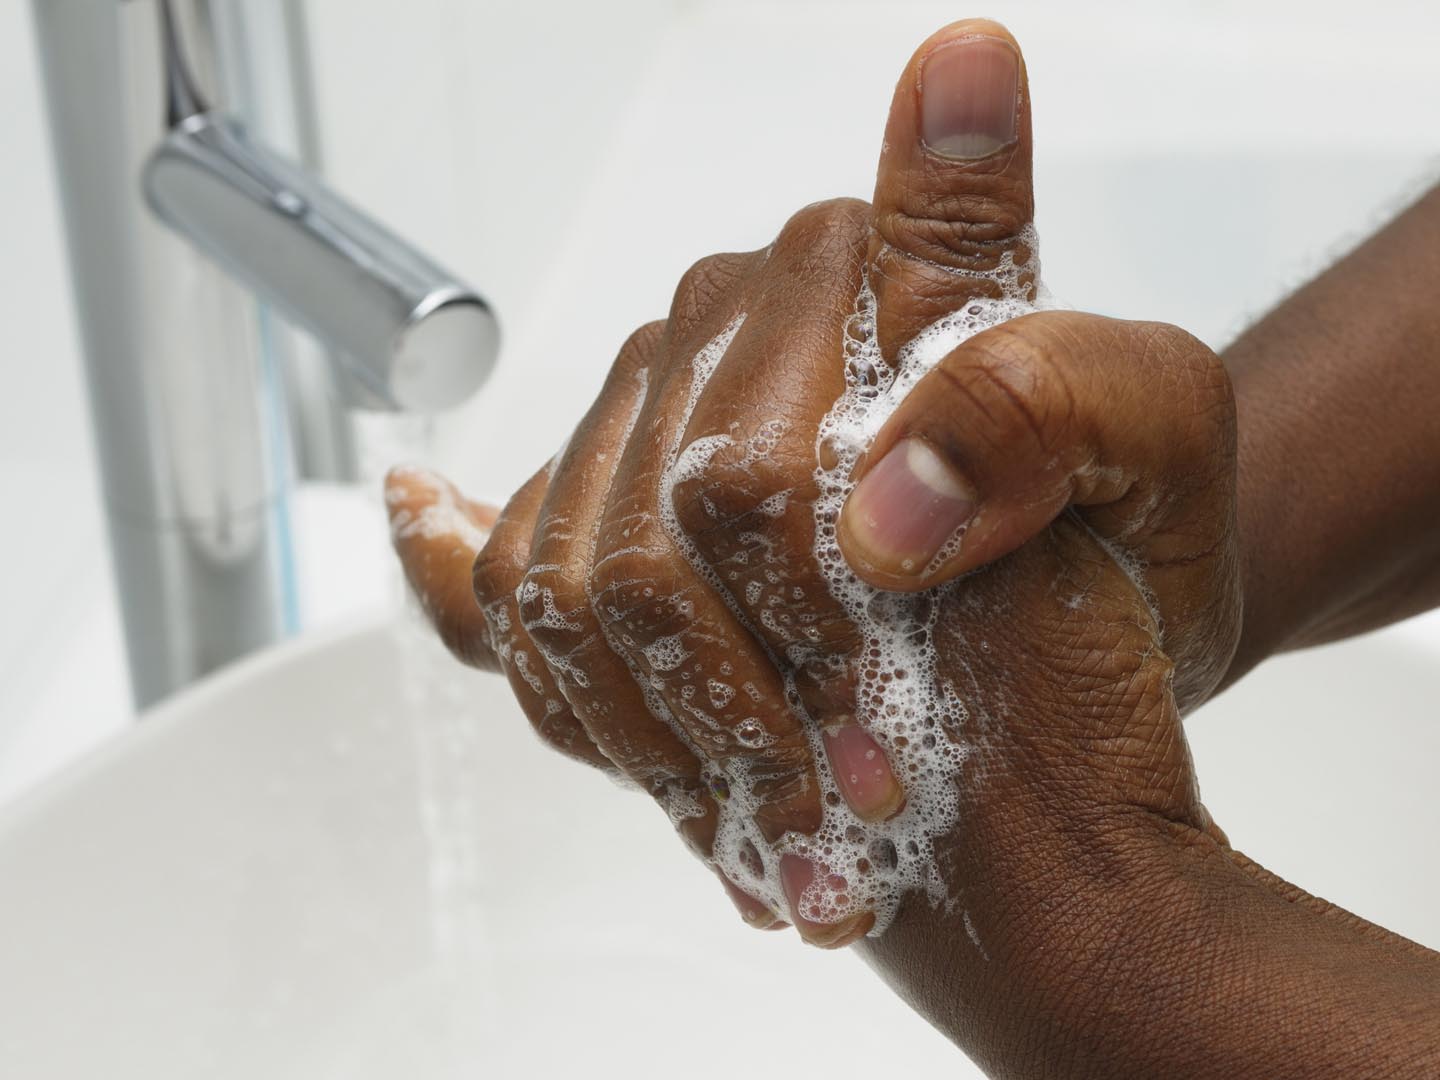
[[0, 615, 396, 849]]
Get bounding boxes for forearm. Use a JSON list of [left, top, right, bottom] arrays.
[[864, 815, 1440, 1079], [1223, 181, 1440, 685], [1123, 833, 1440, 1079]]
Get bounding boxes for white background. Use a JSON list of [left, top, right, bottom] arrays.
[[2, 0, 1438, 784], [1, 5, 1439, 1072]]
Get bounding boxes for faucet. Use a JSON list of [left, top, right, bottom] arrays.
[[32, 0, 499, 707]]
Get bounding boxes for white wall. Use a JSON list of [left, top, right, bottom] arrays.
[[303, 0, 675, 329], [3, 0, 1438, 755], [0, 1, 109, 744], [436, 0, 1440, 499]]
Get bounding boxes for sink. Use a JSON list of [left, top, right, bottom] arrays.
[[0, 611, 1435, 1078], [0, 616, 957, 1078], [5, 3, 1439, 1075]]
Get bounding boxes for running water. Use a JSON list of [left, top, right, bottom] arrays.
[[389, 602, 498, 1071], [366, 415, 499, 1068]]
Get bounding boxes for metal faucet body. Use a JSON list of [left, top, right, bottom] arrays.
[[32, 0, 497, 706]]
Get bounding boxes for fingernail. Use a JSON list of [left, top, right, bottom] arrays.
[[719, 874, 786, 930], [822, 722, 905, 821], [841, 438, 975, 576], [677, 802, 719, 861], [779, 854, 874, 949], [920, 36, 1019, 161]]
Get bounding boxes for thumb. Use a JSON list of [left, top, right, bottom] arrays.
[[868, 19, 1036, 359], [836, 312, 1241, 705]]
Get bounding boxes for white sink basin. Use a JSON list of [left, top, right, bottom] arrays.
[[0, 617, 956, 1078], [0, 614, 1435, 1078]]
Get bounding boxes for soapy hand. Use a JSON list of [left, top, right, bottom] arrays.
[[389, 17, 1241, 949], [385, 17, 1440, 1074]]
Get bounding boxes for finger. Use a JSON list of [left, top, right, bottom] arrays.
[[868, 18, 1036, 359], [589, 262, 829, 850], [719, 869, 788, 931], [472, 467, 613, 769], [517, 321, 727, 865], [837, 311, 1240, 705], [779, 853, 874, 949], [385, 465, 500, 671], [668, 200, 904, 823]]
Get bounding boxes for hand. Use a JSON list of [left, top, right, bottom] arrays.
[[392, 20, 1440, 1075], [389, 18, 1239, 944]]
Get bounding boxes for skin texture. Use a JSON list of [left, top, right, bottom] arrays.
[[388, 19, 1440, 1077], [1221, 182, 1440, 685]]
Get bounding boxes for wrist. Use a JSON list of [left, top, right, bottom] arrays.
[[861, 811, 1222, 1076], [1217, 357, 1299, 691], [864, 809, 1440, 1078], [1219, 182, 1440, 690]]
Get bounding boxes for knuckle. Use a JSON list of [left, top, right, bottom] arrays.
[[1182, 341, 1235, 430], [773, 198, 869, 261], [675, 808, 718, 861], [472, 546, 531, 672], [515, 563, 614, 699], [779, 197, 869, 236], [669, 251, 752, 334], [876, 174, 1032, 271], [515, 562, 587, 648], [671, 423, 800, 540], [750, 730, 813, 779], [746, 739, 822, 834], [1136, 321, 1236, 449], [470, 544, 519, 608], [944, 323, 1072, 455], [586, 545, 690, 640], [530, 701, 594, 758], [615, 319, 667, 371]]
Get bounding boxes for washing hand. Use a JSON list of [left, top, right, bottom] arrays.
[[388, 17, 1240, 941], [390, 19, 1440, 1076]]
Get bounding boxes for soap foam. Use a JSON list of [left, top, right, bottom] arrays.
[[658, 229, 1053, 934], [386, 464, 491, 554]]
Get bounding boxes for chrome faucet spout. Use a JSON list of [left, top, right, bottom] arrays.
[[144, 113, 499, 411], [145, 0, 497, 412], [33, 0, 498, 707]]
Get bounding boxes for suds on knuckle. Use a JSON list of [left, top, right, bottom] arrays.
[[586, 549, 697, 649], [672, 447, 802, 541]]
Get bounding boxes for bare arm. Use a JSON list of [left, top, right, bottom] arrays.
[[864, 811, 1440, 1080], [388, 19, 1440, 1077], [1224, 183, 1440, 684]]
